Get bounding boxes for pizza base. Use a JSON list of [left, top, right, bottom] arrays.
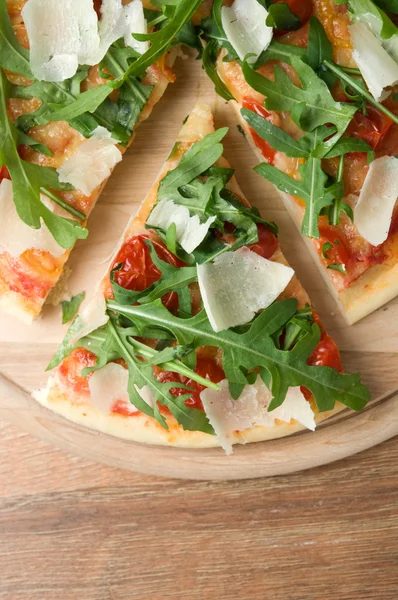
[[35, 103, 347, 451], [232, 101, 398, 325]]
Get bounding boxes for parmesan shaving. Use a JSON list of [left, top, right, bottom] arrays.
[[354, 156, 398, 246], [350, 22, 398, 101], [221, 0, 273, 64], [71, 294, 109, 343], [200, 379, 315, 454], [57, 127, 122, 196], [0, 179, 67, 258], [22, 0, 148, 82], [146, 199, 216, 254], [197, 247, 294, 332]]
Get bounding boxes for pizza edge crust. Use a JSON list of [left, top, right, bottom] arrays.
[[35, 103, 345, 450], [232, 101, 398, 325]]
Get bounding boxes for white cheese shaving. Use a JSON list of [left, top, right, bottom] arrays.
[[354, 156, 398, 246], [197, 247, 294, 332], [71, 294, 109, 343], [350, 22, 398, 101], [200, 379, 315, 454], [221, 0, 273, 64], [57, 127, 122, 196], [88, 362, 154, 415], [146, 199, 216, 254], [22, 0, 99, 82], [22, 0, 148, 82], [0, 179, 67, 258]]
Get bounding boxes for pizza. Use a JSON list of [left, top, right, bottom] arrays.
[[203, 0, 398, 324], [0, 0, 201, 322], [35, 103, 369, 454]]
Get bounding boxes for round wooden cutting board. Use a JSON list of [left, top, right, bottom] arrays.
[[0, 58, 397, 480]]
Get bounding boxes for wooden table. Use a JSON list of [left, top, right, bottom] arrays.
[[1, 419, 397, 600]]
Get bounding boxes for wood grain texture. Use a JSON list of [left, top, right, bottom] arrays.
[[1, 419, 398, 600], [0, 57, 398, 477]]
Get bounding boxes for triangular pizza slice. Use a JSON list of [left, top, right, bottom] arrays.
[[203, 0, 398, 324], [0, 0, 200, 322], [35, 104, 369, 454]]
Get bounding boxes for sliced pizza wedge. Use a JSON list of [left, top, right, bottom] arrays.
[[203, 0, 398, 324], [35, 103, 369, 454], [0, 0, 201, 322]]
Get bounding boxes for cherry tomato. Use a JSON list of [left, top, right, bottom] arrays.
[[347, 106, 393, 150], [248, 223, 279, 260], [301, 311, 343, 400], [0, 166, 10, 183], [242, 98, 277, 164], [156, 356, 225, 412], [274, 0, 312, 26], [112, 234, 184, 313]]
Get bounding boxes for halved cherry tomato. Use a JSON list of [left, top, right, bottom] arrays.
[[0, 166, 10, 182], [156, 356, 225, 412], [274, 0, 312, 26], [242, 98, 277, 164], [347, 106, 394, 150], [248, 223, 279, 260], [301, 312, 343, 400], [112, 234, 184, 313]]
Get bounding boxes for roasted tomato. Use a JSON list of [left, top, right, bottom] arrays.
[[0, 166, 10, 182], [318, 225, 351, 271], [274, 0, 312, 26], [111, 234, 184, 313], [58, 348, 98, 395], [347, 106, 394, 150], [242, 98, 277, 164], [156, 356, 225, 412], [248, 223, 279, 259]]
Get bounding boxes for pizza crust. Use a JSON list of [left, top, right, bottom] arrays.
[[232, 100, 398, 325]]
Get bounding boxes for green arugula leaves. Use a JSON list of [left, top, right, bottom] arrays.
[[62, 292, 86, 324]]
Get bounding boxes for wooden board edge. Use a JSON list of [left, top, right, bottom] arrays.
[[0, 373, 397, 481]]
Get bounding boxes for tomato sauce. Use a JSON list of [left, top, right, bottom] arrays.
[[248, 223, 279, 259], [242, 98, 277, 164], [59, 348, 98, 395]]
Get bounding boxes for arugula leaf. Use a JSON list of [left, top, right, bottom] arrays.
[[266, 4, 301, 31], [242, 57, 357, 156], [254, 40, 307, 69], [111, 241, 197, 313], [374, 0, 398, 12], [62, 292, 86, 324], [328, 263, 347, 274], [241, 108, 305, 158], [202, 39, 235, 101], [307, 16, 333, 71], [0, 0, 32, 78], [0, 71, 87, 248], [106, 297, 370, 414], [254, 127, 335, 238]]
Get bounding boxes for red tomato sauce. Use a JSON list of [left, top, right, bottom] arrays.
[[248, 223, 279, 259], [242, 98, 277, 164], [58, 348, 98, 395], [347, 106, 394, 150]]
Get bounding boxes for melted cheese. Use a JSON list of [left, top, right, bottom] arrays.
[[146, 199, 216, 254], [0, 179, 67, 258], [22, 0, 148, 82], [221, 0, 273, 64], [350, 22, 398, 101], [200, 379, 315, 454], [354, 156, 398, 246], [57, 127, 122, 196], [197, 247, 294, 332]]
